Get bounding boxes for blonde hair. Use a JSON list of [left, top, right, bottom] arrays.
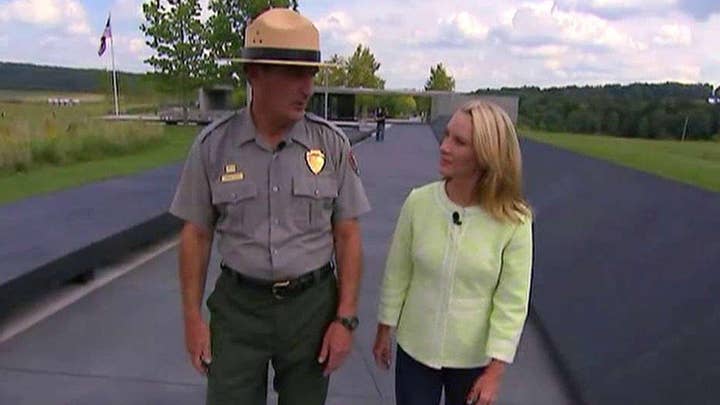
[[460, 100, 532, 224]]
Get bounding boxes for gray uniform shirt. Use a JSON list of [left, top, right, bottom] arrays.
[[169, 108, 371, 280]]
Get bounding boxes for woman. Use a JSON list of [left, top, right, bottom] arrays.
[[373, 100, 533, 405]]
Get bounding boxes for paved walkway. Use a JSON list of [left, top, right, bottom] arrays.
[[0, 125, 573, 404]]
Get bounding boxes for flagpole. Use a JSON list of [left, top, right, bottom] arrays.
[[109, 14, 119, 116]]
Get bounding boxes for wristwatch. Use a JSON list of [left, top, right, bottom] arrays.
[[335, 316, 360, 331]]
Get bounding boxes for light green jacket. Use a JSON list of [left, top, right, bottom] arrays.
[[378, 181, 533, 368]]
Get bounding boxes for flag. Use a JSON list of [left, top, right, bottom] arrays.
[[97, 15, 112, 57]]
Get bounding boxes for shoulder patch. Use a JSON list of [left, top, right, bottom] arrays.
[[199, 112, 237, 143], [304, 112, 348, 141]]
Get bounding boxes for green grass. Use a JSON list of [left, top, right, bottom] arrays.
[[521, 129, 720, 192], [0, 125, 196, 205], [0, 90, 105, 103], [0, 90, 199, 205], [0, 98, 191, 170]]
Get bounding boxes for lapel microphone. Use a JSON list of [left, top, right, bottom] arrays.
[[452, 211, 462, 226]]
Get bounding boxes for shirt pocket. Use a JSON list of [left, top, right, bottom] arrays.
[[292, 175, 338, 231], [211, 180, 258, 233]]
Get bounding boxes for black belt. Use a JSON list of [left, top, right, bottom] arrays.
[[220, 262, 333, 299]]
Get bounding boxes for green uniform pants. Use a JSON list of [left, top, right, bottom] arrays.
[[205, 268, 338, 405]]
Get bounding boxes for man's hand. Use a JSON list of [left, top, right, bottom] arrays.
[[178, 222, 213, 376], [317, 321, 353, 376], [184, 316, 211, 376]]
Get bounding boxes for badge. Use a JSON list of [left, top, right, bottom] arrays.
[[221, 163, 244, 182], [349, 151, 360, 176], [306, 149, 326, 175]]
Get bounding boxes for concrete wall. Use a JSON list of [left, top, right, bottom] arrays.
[[198, 87, 233, 113], [431, 93, 519, 124]]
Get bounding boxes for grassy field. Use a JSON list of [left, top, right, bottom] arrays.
[[0, 89, 105, 103], [0, 93, 197, 205], [522, 130, 720, 192], [1, 106, 164, 169], [0, 125, 195, 204]]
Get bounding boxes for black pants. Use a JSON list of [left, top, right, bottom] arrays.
[[395, 345, 486, 405], [376, 122, 385, 141]]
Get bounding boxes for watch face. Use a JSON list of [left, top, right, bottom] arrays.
[[339, 316, 359, 330]]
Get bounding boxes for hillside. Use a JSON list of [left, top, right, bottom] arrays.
[[0, 61, 146, 94], [475, 82, 719, 140]]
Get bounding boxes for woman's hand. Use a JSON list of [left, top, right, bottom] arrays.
[[466, 359, 507, 405], [372, 323, 393, 370]]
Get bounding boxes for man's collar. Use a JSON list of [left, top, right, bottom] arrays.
[[287, 118, 311, 150], [232, 108, 256, 147], [233, 108, 311, 150]]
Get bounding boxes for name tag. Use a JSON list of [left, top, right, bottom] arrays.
[[221, 172, 245, 182]]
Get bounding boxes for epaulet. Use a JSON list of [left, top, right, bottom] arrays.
[[199, 112, 237, 143], [304, 112, 348, 141]]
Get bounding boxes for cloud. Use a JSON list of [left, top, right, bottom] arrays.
[[555, 0, 720, 21], [111, 0, 144, 21], [39, 35, 62, 48], [1, 0, 719, 90], [676, 0, 720, 21], [435, 11, 489, 46], [553, 0, 675, 20], [509, 44, 570, 58], [0, 0, 62, 24], [128, 38, 145, 54], [315, 11, 373, 52], [304, 1, 718, 89], [652, 24, 692, 46], [0, 0, 91, 35], [494, 4, 646, 52]]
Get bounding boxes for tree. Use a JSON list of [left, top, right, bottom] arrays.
[[140, 0, 209, 113], [604, 110, 620, 134], [425, 63, 455, 91], [414, 96, 431, 120], [637, 116, 650, 138], [345, 45, 385, 89], [340, 45, 385, 116], [381, 95, 417, 117], [687, 109, 713, 140], [315, 54, 348, 87], [205, 0, 298, 85]]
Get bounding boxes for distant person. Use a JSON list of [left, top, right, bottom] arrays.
[[170, 9, 370, 405], [373, 100, 533, 405], [375, 107, 386, 142]]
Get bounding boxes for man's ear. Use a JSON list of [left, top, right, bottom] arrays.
[[244, 64, 259, 84]]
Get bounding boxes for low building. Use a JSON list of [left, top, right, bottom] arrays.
[[309, 87, 519, 124]]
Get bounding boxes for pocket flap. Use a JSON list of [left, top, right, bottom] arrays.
[[212, 181, 257, 204], [293, 176, 338, 199]]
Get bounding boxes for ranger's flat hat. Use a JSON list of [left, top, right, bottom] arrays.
[[228, 8, 330, 67]]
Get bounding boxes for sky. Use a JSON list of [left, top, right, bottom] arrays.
[[0, 0, 719, 91]]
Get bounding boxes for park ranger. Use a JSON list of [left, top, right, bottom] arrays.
[[169, 8, 371, 405]]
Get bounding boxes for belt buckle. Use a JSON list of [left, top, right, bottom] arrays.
[[272, 280, 291, 299]]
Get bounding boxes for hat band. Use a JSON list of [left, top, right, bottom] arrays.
[[241, 47, 321, 63]]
